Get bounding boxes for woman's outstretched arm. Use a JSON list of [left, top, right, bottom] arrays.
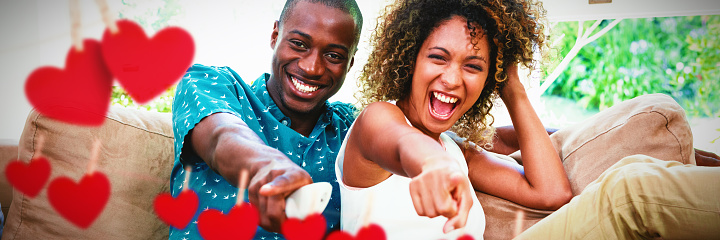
[[342, 102, 474, 232]]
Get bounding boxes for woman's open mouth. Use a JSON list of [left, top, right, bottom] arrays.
[[429, 91, 458, 120]]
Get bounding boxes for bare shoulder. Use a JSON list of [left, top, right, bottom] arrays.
[[361, 102, 402, 116], [343, 102, 401, 187], [355, 102, 406, 128]]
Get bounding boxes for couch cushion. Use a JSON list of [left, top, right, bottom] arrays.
[[0, 140, 18, 229], [3, 106, 173, 240], [481, 93, 695, 240], [547, 93, 694, 195]]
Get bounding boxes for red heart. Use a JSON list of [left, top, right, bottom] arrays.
[[25, 39, 113, 126], [5, 157, 51, 198], [47, 172, 111, 229], [197, 203, 259, 240], [326, 224, 386, 240], [153, 190, 199, 229], [101, 19, 194, 104], [282, 213, 327, 240], [457, 234, 475, 240]]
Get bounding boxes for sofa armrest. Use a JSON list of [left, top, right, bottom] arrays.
[[0, 139, 19, 229], [3, 106, 174, 240]]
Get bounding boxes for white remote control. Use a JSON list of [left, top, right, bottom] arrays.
[[285, 182, 332, 220]]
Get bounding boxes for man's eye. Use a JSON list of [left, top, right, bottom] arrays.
[[291, 40, 307, 49], [325, 53, 346, 64], [327, 53, 342, 60]]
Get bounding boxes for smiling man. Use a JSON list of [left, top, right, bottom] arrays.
[[169, 0, 362, 239]]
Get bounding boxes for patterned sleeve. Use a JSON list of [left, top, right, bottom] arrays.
[[172, 64, 249, 165], [329, 101, 359, 124]]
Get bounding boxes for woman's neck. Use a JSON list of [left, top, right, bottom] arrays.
[[396, 97, 443, 143]]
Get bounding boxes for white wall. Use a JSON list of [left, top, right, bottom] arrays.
[[0, 0, 122, 142], [1, 0, 718, 141], [543, 0, 720, 22], [0, 0, 397, 141]]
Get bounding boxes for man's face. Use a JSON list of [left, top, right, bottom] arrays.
[[268, 1, 358, 116]]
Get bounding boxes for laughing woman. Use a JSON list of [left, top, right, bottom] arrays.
[[336, 0, 720, 239], [334, 0, 570, 238]]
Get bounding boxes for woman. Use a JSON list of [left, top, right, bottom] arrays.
[[335, 0, 570, 238], [337, 0, 720, 239]]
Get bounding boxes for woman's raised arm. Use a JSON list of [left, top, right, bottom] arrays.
[[466, 65, 572, 210]]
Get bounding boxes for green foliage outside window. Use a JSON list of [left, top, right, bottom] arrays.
[[543, 15, 720, 118], [111, 0, 182, 113], [111, 86, 175, 113]]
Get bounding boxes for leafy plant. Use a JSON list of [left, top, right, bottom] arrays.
[[675, 15, 720, 117], [543, 15, 720, 117], [111, 86, 175, 113], [110, 0, 183, 112]]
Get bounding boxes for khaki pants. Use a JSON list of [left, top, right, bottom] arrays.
[[480, 94, 709, 239], [516, 155, 720, 239]]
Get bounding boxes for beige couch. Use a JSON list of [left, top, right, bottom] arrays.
[[1, 107, 173, 239], [0, 93, 694, 239], [0, 140, 18, 227]]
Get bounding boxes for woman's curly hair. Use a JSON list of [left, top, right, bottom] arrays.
[[357, 0, 547, 145]]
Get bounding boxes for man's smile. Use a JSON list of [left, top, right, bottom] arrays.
[[291, 75, 320, 93]]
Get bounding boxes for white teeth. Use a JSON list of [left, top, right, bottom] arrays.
[[291, 76, 319, 93], [433, 92, 458, 103]]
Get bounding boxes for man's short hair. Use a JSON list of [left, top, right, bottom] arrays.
[[279, 0, 363, 44]]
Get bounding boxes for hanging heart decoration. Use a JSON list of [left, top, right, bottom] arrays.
[[101, 19, 194, 104]]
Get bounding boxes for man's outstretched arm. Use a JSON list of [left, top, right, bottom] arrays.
[[188, 112, 312, 232]]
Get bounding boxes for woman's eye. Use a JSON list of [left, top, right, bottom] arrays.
[[467, 64, 483, 71], [428, 54, 445, 61]]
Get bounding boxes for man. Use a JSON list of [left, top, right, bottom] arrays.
[[169, 0, 362, 239]]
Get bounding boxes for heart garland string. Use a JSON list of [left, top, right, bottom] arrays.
[[454, 218, 474, 240], [282, 213, 327, 240], [453, 227, 474, 240], [512, 209, 526, 239], [320, 189, 473, 240], [326, 191, 387, 240], [153, 166, 199, 230], [101, 19, 194, 104], [25, 0, 112, 126], [96, 0, 193, 105], [47, 140, 111, 229], [325, 224, 386, 240], [5, 134, 51, 198], [457, 234, 476, 240], [283, 181, 328, 240], [24, 0, 194, 126], [197, 169, 259, 240]]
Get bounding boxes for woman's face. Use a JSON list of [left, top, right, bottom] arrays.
[[399, 15, 490, 138]]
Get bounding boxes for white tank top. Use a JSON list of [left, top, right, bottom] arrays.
[[335, 121, 486, 239]]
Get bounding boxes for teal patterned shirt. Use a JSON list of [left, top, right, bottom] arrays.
[[170, 64, 355, 240]]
